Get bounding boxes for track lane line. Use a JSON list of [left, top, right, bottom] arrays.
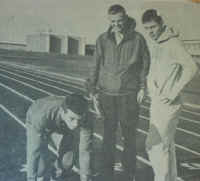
[[141, 105, 200, 125], [0, 104, 80, 173], [0, 82, 152, 167], [4, 66, 85, 91], [0, 73, 53, 96], [139, 114, 200, 138], [1, 62, 200, 116], [0, 61, 85, 83], [1, 104, 189, 181], [145, 99, 200, 114], [0, 82, 33, 102], [0, 104, 151, 168], [0, 77, 199, 157], [0, 68, 73, 94], [1, 65, 200, 129]]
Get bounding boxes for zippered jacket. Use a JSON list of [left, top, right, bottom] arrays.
[[26, 95, 70, 134], [91, 17, 150, 95], [147, 26, 198, 100]]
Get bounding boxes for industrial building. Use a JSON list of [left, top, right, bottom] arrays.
[[183, 40, 200, 56], [85, 44, 95, 56], [26, 33, 86, 55], [0, 38, 200, 57]]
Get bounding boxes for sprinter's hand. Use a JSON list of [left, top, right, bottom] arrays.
[[137, 89, 145, 104]]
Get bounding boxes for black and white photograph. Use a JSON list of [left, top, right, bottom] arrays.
[[0, 0, 200, 181]]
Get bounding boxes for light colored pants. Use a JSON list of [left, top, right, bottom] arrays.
[[146, 97, 181, 181]]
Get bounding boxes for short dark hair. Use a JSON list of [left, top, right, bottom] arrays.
[[108, 4, 126, 15], [62, 93, 88, 116], [142, 9, 163, 25]]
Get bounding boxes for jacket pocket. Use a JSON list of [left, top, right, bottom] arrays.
[[98, 67, 121, 91]]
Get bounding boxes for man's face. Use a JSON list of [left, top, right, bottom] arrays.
[[108, 12, 126, 33], [61, 109, 81, 130], [143, 20, 163, 41]]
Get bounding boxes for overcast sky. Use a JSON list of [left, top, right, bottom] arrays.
[[0, 0, 200, 44]]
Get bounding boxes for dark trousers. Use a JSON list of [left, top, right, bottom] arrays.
[[99, 92, 139, 181]]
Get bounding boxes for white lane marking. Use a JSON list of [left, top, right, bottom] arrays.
[[0, 61, 84, 82], [184, 103, 200, 110], [1, 101, 184, 180], [93, 133, 151, 166], [0, 104, 27, 128], [176, 144, 200, 157], [0, 68, 73, 94], [2, 62, 200, 116], [0, 65, 85, 91], [180, 117, 200, 125], [0, 104, 79, 174], [182, 108, 200, 116], [0, 79, 152, 167], [141, 105, 200, 125], [137, 128, 148, 135], [145, 99, 200, 113], [1, 77, 200, 158], [137, 123, 200, 157], [0, 73, 53, 96], [177, 128, 200, 138], [0, 103, 151, 169], [3, 64, 200, 128], [0, 82, 33, 103], [139, 114, 200, 138], [181, 162, 200, 170], [8, 64, 200, 128]]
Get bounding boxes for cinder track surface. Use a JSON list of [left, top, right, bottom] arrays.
[[0, 61, 199, 181]]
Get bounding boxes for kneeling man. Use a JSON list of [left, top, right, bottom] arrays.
[[26, 93, 93, 181]]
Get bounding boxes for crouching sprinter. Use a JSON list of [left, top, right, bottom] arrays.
[[26, 94, 93, 181]]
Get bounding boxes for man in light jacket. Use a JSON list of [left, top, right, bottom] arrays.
[[88, 4, 150, 181], [142, 9, 198, 181]]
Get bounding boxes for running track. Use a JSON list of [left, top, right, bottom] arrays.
[[0, 62, 199, 181]]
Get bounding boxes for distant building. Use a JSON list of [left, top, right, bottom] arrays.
[[85, 44, 95, 56], [183, 40, 200, 56], [84, 40, 200, 57], [26, 33, 86, 55]]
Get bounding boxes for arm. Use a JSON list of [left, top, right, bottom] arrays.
[[86, 37, 103, 95], [79, 112, 93, 181], [139, 37, 151, 90], [137, 37, 151, 103], [27, 124, 44, 181], [167, 40, 198, 101]]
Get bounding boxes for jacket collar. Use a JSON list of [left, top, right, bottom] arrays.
[[156, 25, 179, 44]]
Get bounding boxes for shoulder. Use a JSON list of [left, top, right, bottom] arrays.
[[167, 37, 183, 47], [134, 31, 145, 39], [167, 37, 188, 55], [96, 32, 108, 43], [132, 31, 147, 44]]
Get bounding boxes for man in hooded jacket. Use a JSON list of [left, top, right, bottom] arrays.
[[87, 4, 150, 181], [142, 9, 198, 181]]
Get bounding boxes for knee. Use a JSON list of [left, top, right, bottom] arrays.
[[37, 165, 47, 177], [37, 157, 51, 177], [61, 151, 74, 171], [80, 135, 93, 153], [80, 128, 92, 144], [146, 124, 162, 151]]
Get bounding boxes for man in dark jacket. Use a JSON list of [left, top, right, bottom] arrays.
[[26, 94, 93, 181], [88, 4, 150, 181]]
